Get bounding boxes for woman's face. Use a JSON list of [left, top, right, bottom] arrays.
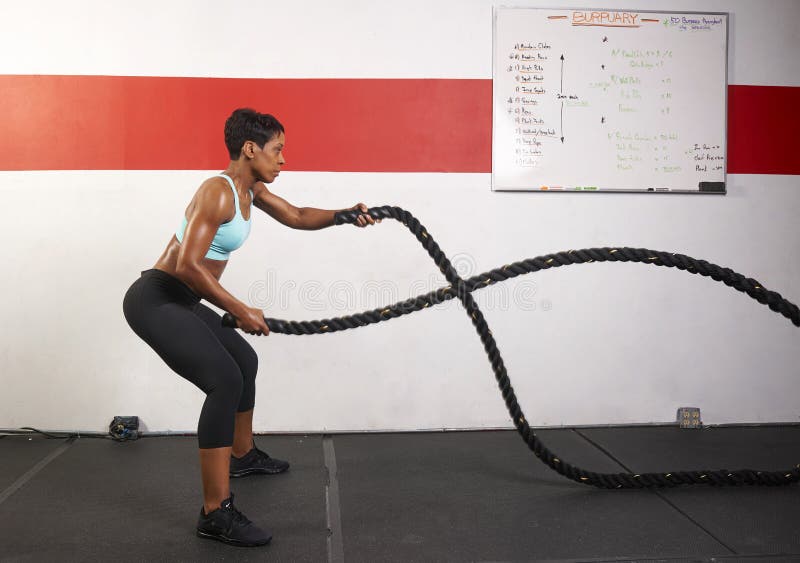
[[251, 132, 286, 183]]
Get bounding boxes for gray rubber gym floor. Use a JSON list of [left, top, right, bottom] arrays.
[[1, 426, 798, 562]]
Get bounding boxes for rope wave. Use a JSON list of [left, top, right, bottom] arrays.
[[223, 205, 800, 488]]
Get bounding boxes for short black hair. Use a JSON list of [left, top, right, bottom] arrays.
[[224, 108, 284, 159]]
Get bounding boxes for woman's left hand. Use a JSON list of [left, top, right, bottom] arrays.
[[350, 203, 381, 227]]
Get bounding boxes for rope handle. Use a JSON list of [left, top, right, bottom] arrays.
[[221, 313, 237, 329], [334, 206, 390, 225]]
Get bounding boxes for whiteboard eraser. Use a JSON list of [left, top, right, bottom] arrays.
[[699, 181, 725, 193]]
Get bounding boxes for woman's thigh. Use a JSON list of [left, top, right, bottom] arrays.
[[193, 303, 259, 376], [139, 302, 243, 393]]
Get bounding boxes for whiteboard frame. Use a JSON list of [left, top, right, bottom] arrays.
[[491, 6, 730, 195]]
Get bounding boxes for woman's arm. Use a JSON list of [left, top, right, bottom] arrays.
[[252, 182, 378, 230], [175, 179, 269, 334]]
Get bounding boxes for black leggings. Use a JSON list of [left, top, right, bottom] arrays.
[[122, 269, 258, 449]]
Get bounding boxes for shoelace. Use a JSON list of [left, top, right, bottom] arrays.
[[230, 506, 251, 526], [223, 495, 252, 527], [253, 447, 271, 462]]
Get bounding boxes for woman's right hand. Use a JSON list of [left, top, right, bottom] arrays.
[[236, 306, 270, 336]]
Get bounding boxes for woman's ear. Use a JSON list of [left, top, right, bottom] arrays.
[[243, 141, 255, 159]]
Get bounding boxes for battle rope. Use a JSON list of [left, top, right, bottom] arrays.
[[222, 206, 800, 489]]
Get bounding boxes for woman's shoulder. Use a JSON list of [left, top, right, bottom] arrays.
[[196, 175, 235, 200], [196, 174, 232, 193], [189, 176, 235, 220]]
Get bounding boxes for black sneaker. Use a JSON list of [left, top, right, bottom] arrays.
[[196, 493, 272, 547], [230, 445, 290, 478]]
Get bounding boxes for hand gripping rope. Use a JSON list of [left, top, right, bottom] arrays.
[[222, 206, 800, 489]]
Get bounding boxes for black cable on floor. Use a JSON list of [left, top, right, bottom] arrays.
[[0, 427, 112, 440]]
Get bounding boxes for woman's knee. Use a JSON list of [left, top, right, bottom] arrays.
[[203, 361, 245, 405], [240, 346, 258, 383], [236, 348, 258, 412]]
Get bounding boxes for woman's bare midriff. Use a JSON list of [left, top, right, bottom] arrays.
[[153, 235, 227, 282]]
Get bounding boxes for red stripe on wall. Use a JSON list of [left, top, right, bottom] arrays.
[[0, 76, 797, 174], [0, 76, 491, 172], [727, 85, 799, 175]]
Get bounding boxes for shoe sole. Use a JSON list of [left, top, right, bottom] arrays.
[[229, 466, 289, 478], [196, 529, 272, 547]]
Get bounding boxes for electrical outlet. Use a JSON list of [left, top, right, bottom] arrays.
[[109, 416, 140, 441], [676, 407, 702, 429]]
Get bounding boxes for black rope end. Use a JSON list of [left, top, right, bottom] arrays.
[[221, 313, 237, 328]]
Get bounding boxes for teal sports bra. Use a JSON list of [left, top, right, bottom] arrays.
[[175, 173, 252, 261]]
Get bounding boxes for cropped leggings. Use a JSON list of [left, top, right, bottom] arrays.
[[123, 268, 258, 449]]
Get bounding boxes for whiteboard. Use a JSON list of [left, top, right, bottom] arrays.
[[492, 8, 728, 193]]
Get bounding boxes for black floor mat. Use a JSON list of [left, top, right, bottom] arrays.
[[1, 427, 797, 562], [0, 434, 326, 562], [579, 426, 800, 556]]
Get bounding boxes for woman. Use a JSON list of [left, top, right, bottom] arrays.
[[122, 108, 379, 547]]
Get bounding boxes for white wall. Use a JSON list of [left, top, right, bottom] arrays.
[[1, 0, 798, 434]]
